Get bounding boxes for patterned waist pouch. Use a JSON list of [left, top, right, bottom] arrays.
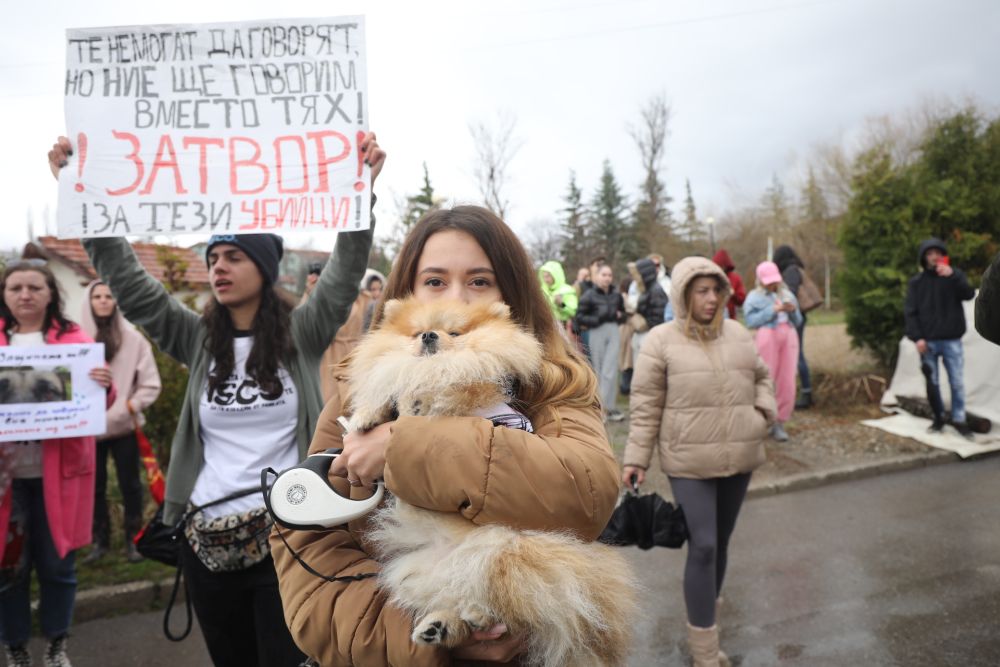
[[183, 490, 273, 573]]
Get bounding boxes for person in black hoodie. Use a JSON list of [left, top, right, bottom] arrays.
[[976, 251, 1000, 346], [773, 245, 813, 409], [904, 238, 976, 438], [627, 256, 670, 354], [577, 263, 626, 421]]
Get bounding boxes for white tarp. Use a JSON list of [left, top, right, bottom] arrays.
[[865, 294, 1000, 457]]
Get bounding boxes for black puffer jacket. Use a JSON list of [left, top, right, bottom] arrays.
[[629, 259, 670, 329], [976, 251, 1000, 345], [577, 286, 625, 329], [904, 238, 976, 341]]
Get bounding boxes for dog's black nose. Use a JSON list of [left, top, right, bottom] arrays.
[[421, 331, 439, 343]]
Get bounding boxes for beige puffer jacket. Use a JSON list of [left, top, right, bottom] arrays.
[[624, 257, 776, 479]]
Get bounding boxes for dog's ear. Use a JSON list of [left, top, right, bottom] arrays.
[[382, 299, 402, 322], [487, 302, 511, 320]]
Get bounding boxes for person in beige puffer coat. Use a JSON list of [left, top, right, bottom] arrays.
[[622, 256, 776, 667]]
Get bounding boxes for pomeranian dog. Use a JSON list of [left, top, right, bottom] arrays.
[[345, 298, 636, 667]]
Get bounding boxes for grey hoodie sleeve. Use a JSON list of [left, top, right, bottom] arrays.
[[82, 237, 202, 366]]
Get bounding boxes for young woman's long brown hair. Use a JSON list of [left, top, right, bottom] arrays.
[[203, 287, 294, 398], [374, 206, 598, 420], [90, 281, 122, 361], [0, 264, 73, 339]]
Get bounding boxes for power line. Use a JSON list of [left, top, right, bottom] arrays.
[[463, 0, 848, 51]]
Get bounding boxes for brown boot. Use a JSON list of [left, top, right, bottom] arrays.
[[687, 624, 722, 667], [715, 599, 731, 667]]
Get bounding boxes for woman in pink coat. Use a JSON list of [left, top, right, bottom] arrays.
[[80, 281, 161, 564], [0, 262, 113, 667]]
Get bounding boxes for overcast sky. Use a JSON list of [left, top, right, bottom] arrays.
[[2, 0, 998, 252]]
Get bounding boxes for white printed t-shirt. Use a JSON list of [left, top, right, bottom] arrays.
[[192, 334, 299, 519]]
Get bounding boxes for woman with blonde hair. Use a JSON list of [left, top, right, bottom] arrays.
[[622, 256, 776, 667], [270, 205, 621, 666]]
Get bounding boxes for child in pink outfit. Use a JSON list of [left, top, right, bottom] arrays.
[[743, 261, 803, 441]]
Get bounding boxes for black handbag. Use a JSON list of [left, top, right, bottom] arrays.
[[134, 504, 181, 566], [598, 486, 687, 550]]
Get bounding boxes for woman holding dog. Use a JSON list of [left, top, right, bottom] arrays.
[[0, 262, 114, 667], [622, 256, 776, 667], [48, 133, 384, 667], [270, 206, 621, 666]]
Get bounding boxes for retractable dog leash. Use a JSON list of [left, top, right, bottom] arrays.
[[261, 445, 384, 584]]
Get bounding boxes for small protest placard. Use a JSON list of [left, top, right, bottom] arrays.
[[0, 344, 107, 442], [57, 17, 370, 238]]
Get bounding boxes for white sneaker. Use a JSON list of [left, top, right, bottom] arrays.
[[4, 644, 32, 667], [43, 636, 71, 667], [771, 424, 789, 442], [606, 409, 626, 423]]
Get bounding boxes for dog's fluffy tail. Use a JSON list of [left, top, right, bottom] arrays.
[[484, 528, 637, 667]]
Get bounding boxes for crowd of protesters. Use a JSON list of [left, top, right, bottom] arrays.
[[549, 246, 813, 438], [4, 125, 989, 667]]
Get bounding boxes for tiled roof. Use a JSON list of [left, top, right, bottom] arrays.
[[28, 236, 210, 286]]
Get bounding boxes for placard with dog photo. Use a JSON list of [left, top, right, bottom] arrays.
[[0, 343, 106, 442]]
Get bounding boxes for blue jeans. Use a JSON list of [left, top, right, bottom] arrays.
[[920, 339, 966, 424], [0, 479, 77, 645], [796, 317, 812, 393]]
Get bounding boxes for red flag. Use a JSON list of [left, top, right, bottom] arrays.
[[130, 406, 165, 505]]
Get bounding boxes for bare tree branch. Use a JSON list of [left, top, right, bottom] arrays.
[[469, 111, 522, 219]]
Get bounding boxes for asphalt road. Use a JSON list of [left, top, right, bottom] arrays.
[[23, 454, 1000, 666], [625, 453, 1000, 666]]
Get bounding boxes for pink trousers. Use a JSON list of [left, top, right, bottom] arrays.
[[755, 323, 800, 423]]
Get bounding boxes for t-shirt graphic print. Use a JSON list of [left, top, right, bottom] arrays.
[[193, 335, 300, 518]]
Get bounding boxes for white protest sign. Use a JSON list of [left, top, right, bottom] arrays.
[[57, 17, 370, 238], [0, 344, 107, 442]]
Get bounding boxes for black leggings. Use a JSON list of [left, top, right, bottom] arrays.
[[668, 473, 752, 628], [93, 433, 144, 547], [179, 538, 305, 666]]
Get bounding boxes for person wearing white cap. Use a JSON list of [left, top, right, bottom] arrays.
[[743, 261, 802, 441]]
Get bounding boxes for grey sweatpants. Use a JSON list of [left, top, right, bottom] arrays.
[[668, 473, 752, 628], [588, 321, 620, 412]]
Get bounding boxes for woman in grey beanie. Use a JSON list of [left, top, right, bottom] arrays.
[[48, 132, 386, 667]]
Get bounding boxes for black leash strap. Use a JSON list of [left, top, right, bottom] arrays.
[[163, 562, 193, 642], [262, 467, 378, 584]]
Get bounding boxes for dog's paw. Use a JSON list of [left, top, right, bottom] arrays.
[[413, 616, 452, 645], [397, 395, 426, 417], [459, 604, 494, 631]]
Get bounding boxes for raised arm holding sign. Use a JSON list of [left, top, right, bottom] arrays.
[[48, 16, 386, 665]]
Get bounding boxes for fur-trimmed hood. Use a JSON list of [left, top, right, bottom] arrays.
[[669, 257, 732, 322], [627, 259, 658, 294]]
